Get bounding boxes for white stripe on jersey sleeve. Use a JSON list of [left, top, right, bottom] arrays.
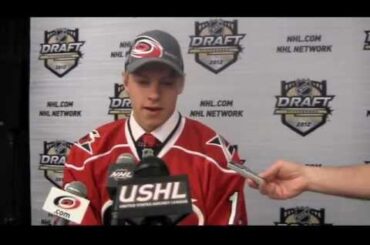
[[171, 145, 237, 175], [64, 144, 130, 171]]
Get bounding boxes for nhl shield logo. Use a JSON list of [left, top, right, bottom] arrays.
[[275, 206, 330, 225], [39, 28, 85, 77], [108, 83, 132, 120], [364, 30, 370, 50], [39, 140, 74, 187], [188, 19, 245, 74], [274, 79, 335, 136]]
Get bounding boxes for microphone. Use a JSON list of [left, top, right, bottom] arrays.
[[133, 155, 172, 225], [54, 181, 88, 225], [134, 156, 169, 178], [107, 153, 136, 198], [106, 153, 136, 225], [65, 181, 88, 198], [112, 153, 192, 226], [42, 181, 90, 225], [227, 161, 265, 186]]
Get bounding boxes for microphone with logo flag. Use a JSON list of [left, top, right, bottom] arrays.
[[113, 151, 193, 225], [105, 153, 136, 225], [42, 181, 89, 225], [107, 153, 136, 198]]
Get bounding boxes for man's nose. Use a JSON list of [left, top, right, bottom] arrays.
[[148, 82, 160, 100]]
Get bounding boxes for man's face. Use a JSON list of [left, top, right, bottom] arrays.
[[124, 63, 184, 132]]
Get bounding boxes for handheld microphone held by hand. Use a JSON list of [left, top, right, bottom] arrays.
[[227, 161, 265, 187], [217, 133, 265, 186], [42, 181, 90, 225]]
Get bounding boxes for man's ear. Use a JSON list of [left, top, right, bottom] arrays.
[[122, 72, 129, 92], [177, 76, 185, 94]]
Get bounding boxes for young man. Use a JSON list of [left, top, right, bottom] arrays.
[[64, 30, 247, 225], [247, 160, 370, 200]]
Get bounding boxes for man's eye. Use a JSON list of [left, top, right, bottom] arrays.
[[137, 80, 150, 85], [161, 80, 174, 86]]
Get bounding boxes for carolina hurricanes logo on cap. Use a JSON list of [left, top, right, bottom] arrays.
[[130, 36, 163, 59]]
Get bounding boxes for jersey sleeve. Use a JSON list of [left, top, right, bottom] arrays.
[[202, 135, 248, 225], [205, 164, 247, 225]]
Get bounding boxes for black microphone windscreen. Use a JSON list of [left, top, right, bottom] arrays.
[[107, 154, 136, 197], [134, 156, 169, 177], [105, 153, 136, 225]]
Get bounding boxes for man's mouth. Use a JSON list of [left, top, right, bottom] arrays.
[[144, 107, 162, 112]]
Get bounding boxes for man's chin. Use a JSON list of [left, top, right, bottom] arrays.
[[143, 118, 165, 131]]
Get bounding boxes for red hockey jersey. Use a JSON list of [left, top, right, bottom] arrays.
[[64, 113, 247, 225]]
